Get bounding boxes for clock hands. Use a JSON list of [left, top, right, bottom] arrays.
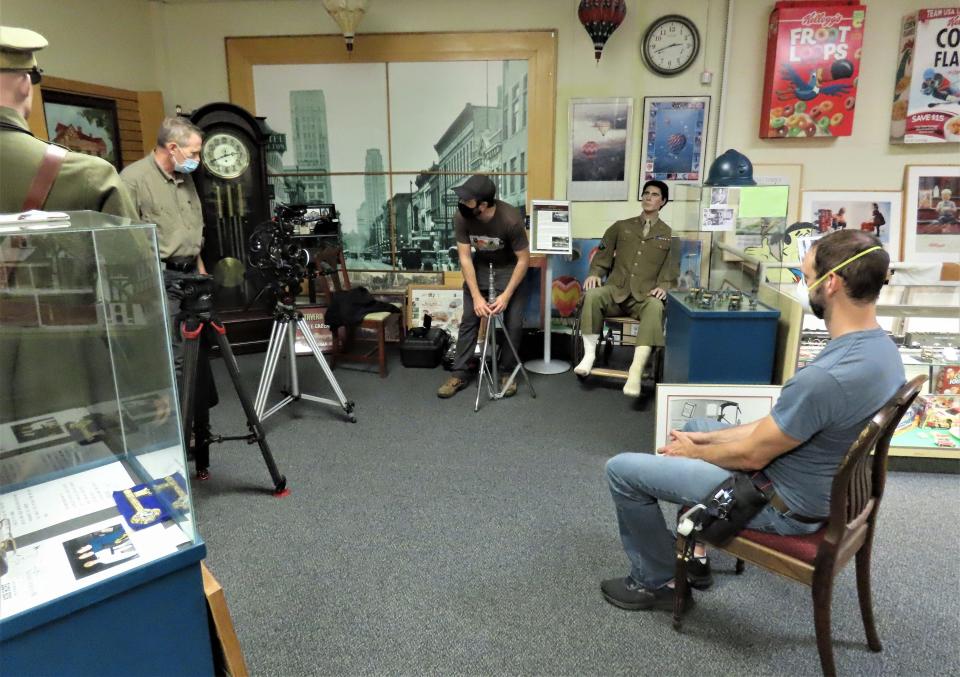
[[655, 42, 683, 53]]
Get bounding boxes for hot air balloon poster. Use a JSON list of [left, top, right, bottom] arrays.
[[639, 96, 710, 193], [568, 97, 634, 201]]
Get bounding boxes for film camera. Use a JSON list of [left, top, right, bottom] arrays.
[[248, 203, 342, 302]]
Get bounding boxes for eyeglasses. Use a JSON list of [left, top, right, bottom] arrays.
[[1, 67, 42, 84]]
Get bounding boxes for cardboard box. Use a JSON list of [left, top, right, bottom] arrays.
[[890, 7, 960, 144], [759, 1, 867, 139]]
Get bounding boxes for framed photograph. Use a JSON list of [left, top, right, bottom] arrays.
[[654, 384, 783, 450], [903, 165, 960, 263], [639, 96, 710, 194], [41, 89, 122, 170], [347, 270, 443, 292], [801, 191, 903, 261], [567, 97, 633, 201], [406, 285, 463, 335]]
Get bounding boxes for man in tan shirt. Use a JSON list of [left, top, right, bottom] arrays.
[[575, 180, 677, 397], [121, 117, 216, 480]]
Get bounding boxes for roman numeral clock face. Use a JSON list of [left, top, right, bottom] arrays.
[[201, 131, 251, 180], [642, 15, 700, 76]]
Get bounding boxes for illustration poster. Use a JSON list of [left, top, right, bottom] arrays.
[[640, 97, 709, 187]]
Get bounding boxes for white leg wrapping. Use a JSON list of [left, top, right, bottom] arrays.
[[574, 333, 599, 376], [623, 345, 652, 397]]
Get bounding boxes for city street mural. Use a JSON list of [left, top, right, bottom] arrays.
[[253, 60, 529, 271]]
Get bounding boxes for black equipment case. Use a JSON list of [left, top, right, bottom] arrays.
[[400, 327, 449, 368]]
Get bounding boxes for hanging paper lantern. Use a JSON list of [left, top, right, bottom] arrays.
[[578, 0, 627, 63]]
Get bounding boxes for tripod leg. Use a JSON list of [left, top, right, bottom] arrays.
[[474, 318, 493, 412], [254, 319, 288, 417], [497, 312, 537, 398], [179, 318, 203, 471], [285, 319, 300, 398], [297, 317, 355, 419], [209, 321, 287, 494]]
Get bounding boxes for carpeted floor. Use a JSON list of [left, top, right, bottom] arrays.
[[192, 350, 960, 676]]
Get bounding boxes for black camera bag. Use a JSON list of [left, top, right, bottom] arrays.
[[400, 326, 450, 368], [695, 472, 773, 547]]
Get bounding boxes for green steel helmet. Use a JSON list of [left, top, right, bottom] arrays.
[[705, 149, 756, 186]]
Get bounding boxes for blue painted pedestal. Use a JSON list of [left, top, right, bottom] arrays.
[[664, 291, 780, 384]]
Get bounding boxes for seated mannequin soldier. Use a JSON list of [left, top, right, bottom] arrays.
[[574, 180, 677, 397]]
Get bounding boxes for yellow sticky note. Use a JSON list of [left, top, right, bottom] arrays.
[[738, 186, 789, 218]]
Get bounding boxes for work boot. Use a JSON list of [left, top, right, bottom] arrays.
[[500, 375, 517, 397], [623, 345, 652, 397], [574, 333, 599, 377], [437, 376, 468, 398]]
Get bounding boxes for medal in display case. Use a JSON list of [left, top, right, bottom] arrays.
[[0, 211, 213, 675]]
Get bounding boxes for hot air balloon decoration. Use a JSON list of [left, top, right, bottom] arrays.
[[578, 0, 627, 64]]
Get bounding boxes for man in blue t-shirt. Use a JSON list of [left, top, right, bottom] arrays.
[[600, 230, 904, 612]]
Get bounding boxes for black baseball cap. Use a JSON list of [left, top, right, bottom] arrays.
[[452, 174, 497, 203]]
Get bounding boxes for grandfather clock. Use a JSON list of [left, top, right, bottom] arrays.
[[188, 102, 276, 350]]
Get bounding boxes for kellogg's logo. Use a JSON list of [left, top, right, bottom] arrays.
[[801, 11, 845, 28]]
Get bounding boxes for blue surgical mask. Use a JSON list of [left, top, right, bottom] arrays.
[[171, 146, 199, 174]]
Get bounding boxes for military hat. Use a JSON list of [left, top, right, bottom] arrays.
[[0, 26, 48, 70]]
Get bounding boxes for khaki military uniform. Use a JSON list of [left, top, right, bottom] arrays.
[[0, 107, 137, 218], [581, 216, 678, 346]]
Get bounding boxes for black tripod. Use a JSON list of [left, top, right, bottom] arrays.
[[178, 275, 287, 495]]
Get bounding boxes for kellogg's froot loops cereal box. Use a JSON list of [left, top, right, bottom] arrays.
[[759, 1, 866, 139], [890, 7, 960, 144]]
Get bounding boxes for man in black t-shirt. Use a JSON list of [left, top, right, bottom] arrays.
[[437, 175, 530, 398]]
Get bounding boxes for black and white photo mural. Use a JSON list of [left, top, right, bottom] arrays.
[[254, 60, 529, 271]]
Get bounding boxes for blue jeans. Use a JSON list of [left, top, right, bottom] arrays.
[[605, 419, 823, 589]]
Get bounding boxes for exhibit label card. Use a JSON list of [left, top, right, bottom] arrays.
[[529, 200, 572, 255]]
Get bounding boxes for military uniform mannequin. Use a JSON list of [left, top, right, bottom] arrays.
[[575, 180, 677, 396], [0, 27, 136, 217]]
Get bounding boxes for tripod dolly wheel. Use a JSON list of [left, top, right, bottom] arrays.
[[348, 414, 357, 423]]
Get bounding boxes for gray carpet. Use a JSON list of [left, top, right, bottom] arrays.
[[193, 350, 960, 676]]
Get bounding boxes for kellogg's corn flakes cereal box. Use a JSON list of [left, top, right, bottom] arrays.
[[890, 7, 960, 144], [760, 1, 867, 139]]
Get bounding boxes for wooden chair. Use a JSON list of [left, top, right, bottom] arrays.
[[308, 248, 399, 378], [672, 375, 926, 676], [571, 305, 665, 388]]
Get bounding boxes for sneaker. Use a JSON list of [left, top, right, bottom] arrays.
[[687, 557, 713, 590], [600, 577, 692, 612], [197, 468, 210, 481], [500, 375, 517, 397], [437, 376, 468, 398]]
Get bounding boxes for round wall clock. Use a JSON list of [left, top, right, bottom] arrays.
[[642, 14, 700, 76]]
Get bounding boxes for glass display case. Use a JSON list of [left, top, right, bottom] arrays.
[[794, 283, 959, 458], [0, 212, 210, 674]]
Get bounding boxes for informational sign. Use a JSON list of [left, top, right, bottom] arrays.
[[529, 200, 572, 255]]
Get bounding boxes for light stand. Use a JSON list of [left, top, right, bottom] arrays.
[[474, 263, 536, 412]]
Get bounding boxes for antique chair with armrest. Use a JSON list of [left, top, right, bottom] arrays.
[[308, 247, 399, 378], [672, 375, 926, 677]]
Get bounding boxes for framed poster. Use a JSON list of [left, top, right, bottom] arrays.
[[902, 165, 960, 263], [406, 285, 463, 335], [41, 89, 122, 170], [639, 96, 709, 193], [567, 97, 633, 201], [293, 305, 334, 354], [529, 200, 572, 255], [801, 191, 903, 261], [654, 384, 783, 450]]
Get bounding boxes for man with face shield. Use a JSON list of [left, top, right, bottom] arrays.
[[600, 230, 904, 612], [437, 174, 530, 399]]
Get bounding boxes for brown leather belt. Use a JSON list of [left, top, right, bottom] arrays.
[[22, 144, 68, 211], [768, 493, 825, 524]]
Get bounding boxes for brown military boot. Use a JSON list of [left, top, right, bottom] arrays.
[[437, 376, 468, 398], [500, 375, 517, 397]]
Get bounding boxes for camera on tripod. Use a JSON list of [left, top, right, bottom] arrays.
[[247, 203, 342, 302], [179, 273, 216, 315]]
